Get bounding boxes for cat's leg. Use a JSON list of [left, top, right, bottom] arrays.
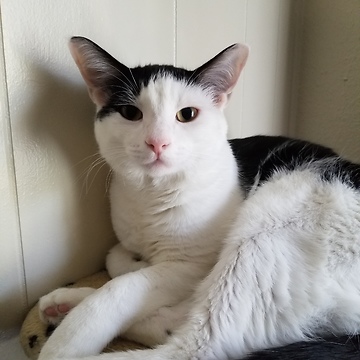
[[37, 220, 300, 360], [122, 299, 191, 346], [38, 262, 204, 360], [39, 243, 148, 325], [39, 287, 96, 325], [106, 242, 149, 278]]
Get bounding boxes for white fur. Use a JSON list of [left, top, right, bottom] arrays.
[[39, 47, 360, 359], [39, 75, 243, 357]]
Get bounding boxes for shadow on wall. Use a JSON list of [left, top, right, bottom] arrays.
[[17, 62, 116, 305]]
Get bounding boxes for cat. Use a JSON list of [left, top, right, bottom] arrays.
[[38, 37, 360, 360]]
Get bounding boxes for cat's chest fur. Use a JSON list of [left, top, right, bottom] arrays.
[[109, 151, 243, 265]]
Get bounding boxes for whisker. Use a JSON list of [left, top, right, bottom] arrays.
[[72, 153, 102, 168], [128, 67, 140, 92], [77, 155, 109, 196], [86, 161, 109, 193], [105, 169, 114, 193]]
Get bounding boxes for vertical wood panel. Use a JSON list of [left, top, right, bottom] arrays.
[[176, 0, 294, 139], [0, 0, 175, 326], [241, 0, 293, 137], [295, 0, 360, 162], [0, 10, 27, 329], [176, 0, 248, 138]]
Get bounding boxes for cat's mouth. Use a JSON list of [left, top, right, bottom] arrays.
[[142, 157, 173, 175], [146, 158, 167, 168]]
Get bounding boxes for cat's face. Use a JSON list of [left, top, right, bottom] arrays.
[[94, 75, 228, 179], [69, 38, 248, 181]]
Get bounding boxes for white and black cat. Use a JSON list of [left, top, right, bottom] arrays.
[[38, 37, 360, 360]]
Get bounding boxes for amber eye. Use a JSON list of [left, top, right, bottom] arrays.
[[118, 105, 143, 121], [176, 107, 198, 123]]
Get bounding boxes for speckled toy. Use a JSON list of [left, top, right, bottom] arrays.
[[19, 271, 145, 359]]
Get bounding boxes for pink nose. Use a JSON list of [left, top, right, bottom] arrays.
[[145, 139, 170, 156]]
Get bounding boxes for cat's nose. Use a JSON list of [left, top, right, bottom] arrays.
[[145, 138, 170, 157]]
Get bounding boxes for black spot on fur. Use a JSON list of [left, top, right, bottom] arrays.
[[45, 324, 56, 337], [65, 282, 75, 287], [166, 329, 172, 336], [28, 335, 38, 349], [132, 254, 143, 262]]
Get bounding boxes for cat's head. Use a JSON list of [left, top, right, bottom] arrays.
[[69, 37, 248, 182]]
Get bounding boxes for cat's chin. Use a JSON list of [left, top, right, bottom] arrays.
[[110, 158, 182, 182], [143, 159, 177, 177]]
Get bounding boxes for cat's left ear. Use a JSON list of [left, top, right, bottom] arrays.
[[69, 36, 130, 107], [194, 43, 249, 108]]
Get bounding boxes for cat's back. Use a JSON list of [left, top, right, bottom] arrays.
[[230, 136, 360, 291], [229, 135, 360, 195]]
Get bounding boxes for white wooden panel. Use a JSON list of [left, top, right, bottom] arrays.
[[176, 0, 248, 138], [0, 0, 175, 319], [295, 0, 360, 162], [0, 21, 27, 330], [177, 0, 295, 139], [241, 0, 294, 137]]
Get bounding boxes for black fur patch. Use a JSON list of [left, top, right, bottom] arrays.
[[245, 335, 360, 360], [28, 335, 38, 349], [96, 65, 194, 121], [45, 324, 56, 337], [229, 136, 360, 194]]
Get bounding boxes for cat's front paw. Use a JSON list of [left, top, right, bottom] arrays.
[[39, 287, 95, 325]]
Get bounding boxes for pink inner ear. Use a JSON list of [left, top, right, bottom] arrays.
[[196, 43, 249, 109], [224, 44, 249, 95], [215, 93, 229, 109], [69, 41, 109, 107], [81, 70, 109, 108], [89, 87, 109, 107]]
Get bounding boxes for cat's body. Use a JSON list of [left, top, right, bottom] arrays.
[[38, 38, 360, 360]]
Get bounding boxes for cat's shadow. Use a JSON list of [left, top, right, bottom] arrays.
[[20, 64, 116, 296]]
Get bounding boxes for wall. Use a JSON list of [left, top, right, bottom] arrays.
[[0, 0, 295, 330], [294, 0, 360, 162]]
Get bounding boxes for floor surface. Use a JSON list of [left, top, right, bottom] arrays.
[[0, 329, 29, 360]]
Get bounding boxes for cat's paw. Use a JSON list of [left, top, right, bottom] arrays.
[[39, 287, 95, 325]]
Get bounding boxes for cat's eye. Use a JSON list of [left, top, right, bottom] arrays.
[[176, 107, 198, 123], [118, 105, 143, 121]]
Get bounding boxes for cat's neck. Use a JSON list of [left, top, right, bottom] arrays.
[[109, 141, 243, 263]]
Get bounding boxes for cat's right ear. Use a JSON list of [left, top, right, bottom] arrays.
[[69, 37, 128, 107], [193, 43, 249, 109]]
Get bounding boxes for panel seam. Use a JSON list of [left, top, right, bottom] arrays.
[[240, 0, 249, 138], [271, 0, 282, 135], [173, 0, 177, 66], [0, 3, 29, 311]]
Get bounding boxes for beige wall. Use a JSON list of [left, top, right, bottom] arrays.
[[294, 0, 360, 162]]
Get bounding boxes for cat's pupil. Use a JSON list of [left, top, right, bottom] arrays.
[[176, 107, 198, 123], [118, 105, 143, 121]]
